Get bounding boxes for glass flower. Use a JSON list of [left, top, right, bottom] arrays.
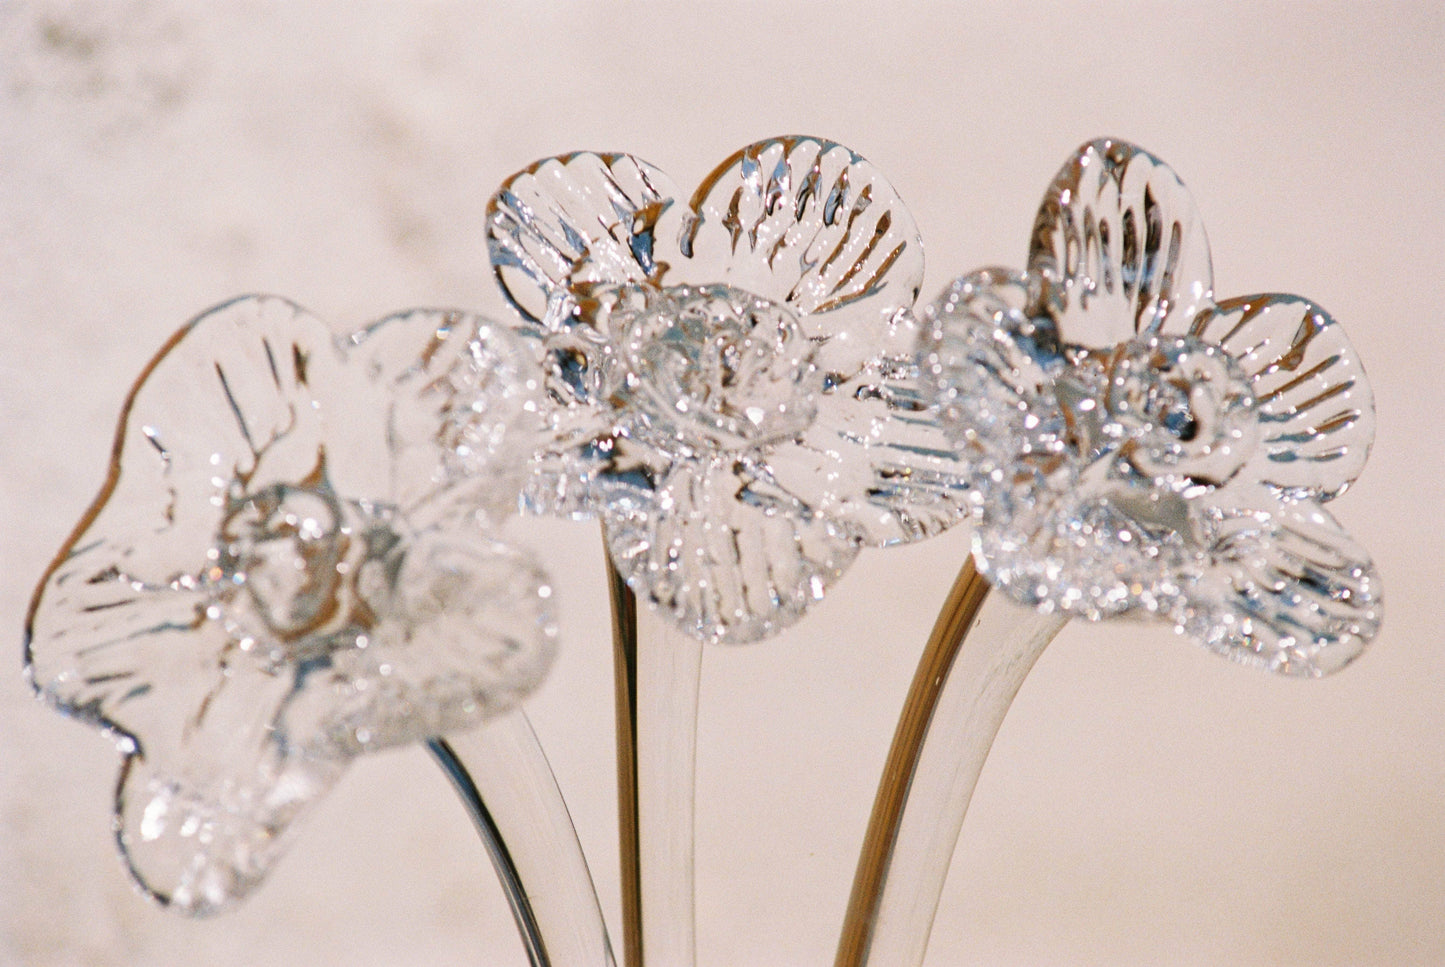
[[488, 136, 972, 643], [25, 296, 559, 915], [922, 139, 1381, 675]]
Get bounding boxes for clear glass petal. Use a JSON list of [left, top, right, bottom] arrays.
[[487, 152, 686, 326], [28, 294, 558, 913], [924, 268, 1064, 443], [1029, 138, 1213, 348], [769, 310, 973, 546], [1182, 490, 1381, 675], [115, 707, 344, 916], [26, 295, 353, 744], [29, 603, 232, 761], [523, 411, 673, 520], [672, 137, 924, 373], [923, 267, 1072, 518], [1189, 294, 1376, 500], [923, 267, 1380, 671], [602, 455, 860, 644], [107, 634, 347, 916], [278, 531, 559, 758], [344, 308, 548, 524]]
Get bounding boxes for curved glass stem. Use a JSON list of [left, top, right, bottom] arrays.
[[608, 554, 703, 967], [429, 709, 616, 967], [835, 558, 1067, 967]]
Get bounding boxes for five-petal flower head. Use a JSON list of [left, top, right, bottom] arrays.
[[922, 139, 1381, 675], [488, 136, 972, 643], [26, 296, 558, 914]]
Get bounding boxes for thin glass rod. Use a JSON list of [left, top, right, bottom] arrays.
[[609, 552, 703, 967], [835, 558, 1067, 967], [609, 561, 643, 967], [430, 708, 616, 967]]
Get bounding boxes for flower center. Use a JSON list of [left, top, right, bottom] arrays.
[[208, 481, 402, 667], [1106, 334, 1258, 489], [620, 284, 823, 451]]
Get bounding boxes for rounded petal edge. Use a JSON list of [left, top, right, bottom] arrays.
[[1029, 139, 1213, 348], [675, 136, 924, 371], [1192, 293, 1375, 501], [1180, 498, 1381, 676], [602, 456, 861, 644], [487, 152, 685, 327], [25, 295, 347, 743], [114, 748, 344, 916], [343, 308, 549, 524]]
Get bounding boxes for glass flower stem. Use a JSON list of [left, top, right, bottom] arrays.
[[429, 709, 616, 967], [834, 558, 1067, 967], [608, 556, 704, 967]]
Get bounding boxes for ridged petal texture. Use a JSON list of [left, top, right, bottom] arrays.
[[1183, 294, 1375, 499], [488, 154, 687, 411], [345, 307, 549, 525], [1182, 489, 1380, 675], [602, 455, 860, 644], [1029, 138, 1213, 348], [26, 296, 557, 915], [488, 137, 969, 644], [488, 151, 685, 326], [675, 136, 925, 373], [767, 311, 973, 546], [923, 141, 1380, 675]]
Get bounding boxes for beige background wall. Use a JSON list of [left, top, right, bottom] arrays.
[[3, 2, 1443, 964]]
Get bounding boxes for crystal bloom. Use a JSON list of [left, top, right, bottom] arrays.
[[488, 136, 972, 643], [923, 140, 1381, 675], [26, 296, 559, 914]]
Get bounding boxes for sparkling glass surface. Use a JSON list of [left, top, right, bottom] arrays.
[[923, 140, 1380, 675], [489, 136, 972, 643], [25, 296, 558, 914], [1029, 138, 1213, 348], [620, 284, 824, 452]]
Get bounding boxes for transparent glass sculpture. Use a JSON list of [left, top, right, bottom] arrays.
[[923, 137, 1381, 674], [18, 135, 1389, 967], [25, 296, 560, 915], [488, 136, 974, 644], [838, 138, 1386, 967]]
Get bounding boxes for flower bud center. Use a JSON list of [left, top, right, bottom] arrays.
[[1107, 335, 1257, 489], [622, 284, 823, 451], [209, 481, 401, 665]]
